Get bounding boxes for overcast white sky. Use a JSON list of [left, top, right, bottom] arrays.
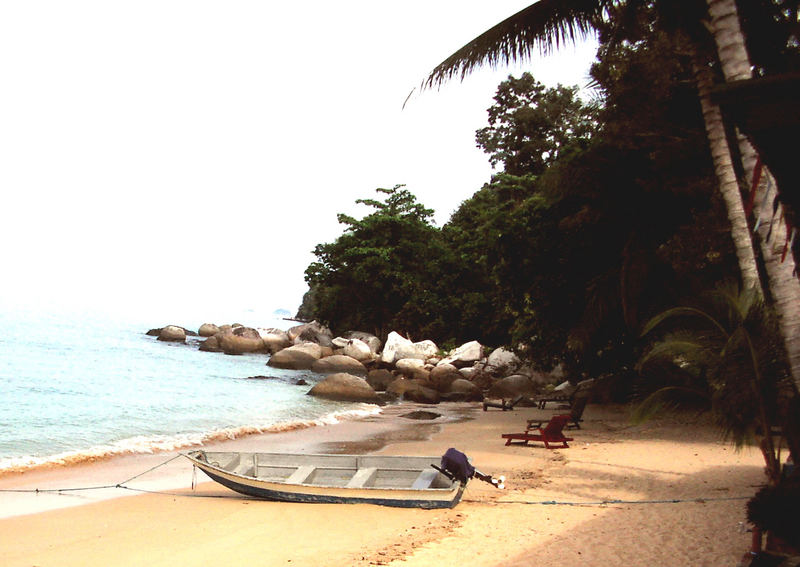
[[0, 1, 598, 327]]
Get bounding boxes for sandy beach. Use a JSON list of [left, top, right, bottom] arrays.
[[0, 402, 765, 566]]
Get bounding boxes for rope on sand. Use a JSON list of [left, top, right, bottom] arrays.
[[467, 495, 752, 506], [0, 454, 184, 494]]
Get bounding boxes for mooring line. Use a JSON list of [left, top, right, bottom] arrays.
[[0, 453, 185, 494], [465, 495, 752, 506]]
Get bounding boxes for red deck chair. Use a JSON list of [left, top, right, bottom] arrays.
[[501, 414, 574, 449]]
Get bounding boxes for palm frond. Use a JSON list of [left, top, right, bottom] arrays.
[[423, 0, 607, 89], [630, 386, 710, 423], [637, 336, 715, 370], [640, 306, 728, 338]]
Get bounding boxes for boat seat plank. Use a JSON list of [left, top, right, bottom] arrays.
[[346, 467, 378, 488], [286, 465, 316, 484], [411, 468, 439, 489]]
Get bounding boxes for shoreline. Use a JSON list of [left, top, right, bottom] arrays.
[[0, 400, 472, 520], [0, 402, 767, 566]]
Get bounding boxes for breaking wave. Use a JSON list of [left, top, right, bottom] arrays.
[[0, 405, 382, 476]]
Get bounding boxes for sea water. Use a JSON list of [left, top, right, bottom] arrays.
[[0, 308, 379, 473]]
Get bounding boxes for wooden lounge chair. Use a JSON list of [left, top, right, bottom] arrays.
[[527, 393, 590, 430], [482, 394, 526, 411], [501, 414, 574, 449], [533, 378, 594, 409]]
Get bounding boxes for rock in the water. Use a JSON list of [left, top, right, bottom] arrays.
[[198, 323, 220, 337], [307, 372, 380, 403], [386, 378, 439, 404], [220, 333, 264, 355], [400, 411, 441, 420], [311, 355, 367, 375], [199, 335, 222, 352], [366, 369, 395, 392], [158, 325, 186, 343], [267, 344, 321, 370], [403, 384, 440, 404]]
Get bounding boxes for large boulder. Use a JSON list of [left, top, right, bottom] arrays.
[[446, 378, 483, 401], [395, 359, 430, 381], [381, 332, 438, 364], [386, 378, 440, 404], [403, 383, 440, 404], [487, 374, 537, 399], [198, 323, 220, 337], [199, 335, 222, 352], [220, 333, 264, 355], [334, 338, 374, 362], [342, 331, 382, 354], [233, 326, 261, 340], [440, 340, 484, 368], [158, 325, 186, 343], [395, 340, 438, 362], [311, 355, 367, 376], [258, 328, 292, 353], [307, 373, 380, 403], [291, 342, 324, 359], [366, 369, 395, 392], [381, 332, 413, 364], [429, 363, 461, 392], [458, 366, 480, 380], [485, 347, 521, 375], [287, 321, 333, 347], [267, 344, 322, 370]]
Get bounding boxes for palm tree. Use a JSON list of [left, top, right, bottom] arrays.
[[422, 0, 800, 392], [705, 0, 800, 391]]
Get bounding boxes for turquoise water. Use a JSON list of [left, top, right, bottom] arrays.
[[0, 309, 377, 472]]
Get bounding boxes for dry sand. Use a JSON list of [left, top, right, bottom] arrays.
[[0, 402, 765, 566]]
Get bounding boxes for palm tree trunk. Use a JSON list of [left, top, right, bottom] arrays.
[[706, 0, 800, 391], [692, 57, 761, 294], [692, 55, 780, 482]]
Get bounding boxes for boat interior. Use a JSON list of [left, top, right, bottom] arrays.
[[193, 451, 454, 490]]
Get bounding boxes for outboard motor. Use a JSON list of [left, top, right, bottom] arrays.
[[440, 448, 475, 484], [437, 448, 504, 489]]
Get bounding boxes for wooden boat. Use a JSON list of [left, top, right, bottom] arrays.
[[184, 450, 467, 508]]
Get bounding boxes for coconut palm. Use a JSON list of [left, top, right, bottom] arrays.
[[705, 0, 800, 391], [422, 0, 800, 392]]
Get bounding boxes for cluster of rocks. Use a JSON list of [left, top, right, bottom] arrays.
[[150, 321, 563, 405]]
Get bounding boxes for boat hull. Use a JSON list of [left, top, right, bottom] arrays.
[[184, 451, 465, 509]]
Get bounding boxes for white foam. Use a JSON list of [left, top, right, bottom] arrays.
[[0, 404, 382, 475]]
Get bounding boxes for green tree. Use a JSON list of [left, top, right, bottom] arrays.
[[303, 185, 442, 339], [475, 72, 596, 176]]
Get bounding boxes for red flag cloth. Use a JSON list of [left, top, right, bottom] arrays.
[[745, 156, 763, 218]]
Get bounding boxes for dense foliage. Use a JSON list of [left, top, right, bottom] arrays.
[[299, 12, 749, 381], [301, 185, 445, 340]]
